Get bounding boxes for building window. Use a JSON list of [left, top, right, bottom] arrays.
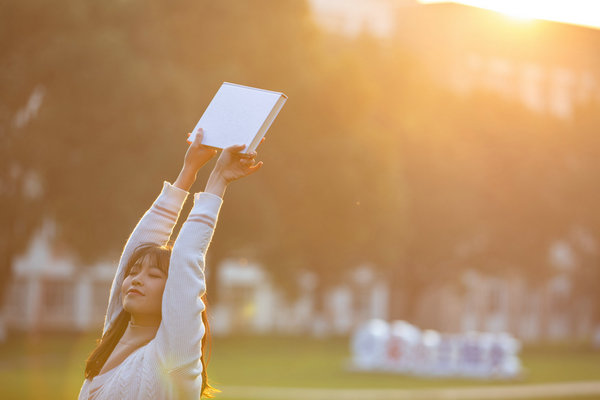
[[40, 280, 74, 327], [224, 285, 255, 332], [5, 279, 27, 319], [92, 282, 111, 322], [549, 67, 573, 118], [520, 63, 545, 113]]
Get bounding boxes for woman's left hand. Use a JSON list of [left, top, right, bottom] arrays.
[[183, 128, 218, 173], [211, 143, 264, 184], [203, 137, 265, 198]]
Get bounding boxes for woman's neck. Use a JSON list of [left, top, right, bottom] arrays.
[[120, 318, 160, 346], [130, 313, 161, 328]]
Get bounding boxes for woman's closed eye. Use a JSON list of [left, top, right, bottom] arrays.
[[149, 268, 166, 279]]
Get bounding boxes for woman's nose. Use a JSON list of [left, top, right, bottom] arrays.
[[132, 275, 143, 286]]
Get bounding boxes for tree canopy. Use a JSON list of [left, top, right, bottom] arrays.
[[2, 0, 599, 321]]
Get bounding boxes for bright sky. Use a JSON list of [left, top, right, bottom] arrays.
[[419, 0, 600, 30]]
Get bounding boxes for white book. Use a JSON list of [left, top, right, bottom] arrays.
[[189, 82, 287, 154]]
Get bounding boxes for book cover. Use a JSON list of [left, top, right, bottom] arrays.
[[189, 82, 287, 153]]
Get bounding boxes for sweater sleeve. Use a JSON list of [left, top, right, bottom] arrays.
[[153, 191, 223, 380], [103, 181, 189, 335]]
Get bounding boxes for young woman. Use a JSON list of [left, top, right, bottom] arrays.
[[78, 130, 263, 399]]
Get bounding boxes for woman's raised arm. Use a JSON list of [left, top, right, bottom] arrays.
[[103, 130, 218, 334], [154, 142, 264, 385]]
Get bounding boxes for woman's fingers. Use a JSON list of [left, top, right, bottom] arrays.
[[238, 153, 261, 167], [247, 161, 263, 174], [187, 129, 204, 145], [225, 144, 246, 153], [239, 151, 257, 159], [193, 129, 204, 144]]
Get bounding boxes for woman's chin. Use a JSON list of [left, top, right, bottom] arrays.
[[122, 300, 139, 314]]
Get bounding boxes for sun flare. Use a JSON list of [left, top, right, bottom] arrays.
[[418, 0, 600, 30], [494, 3, 537, 21]]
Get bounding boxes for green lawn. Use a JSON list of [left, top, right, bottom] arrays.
[[1, 333, 599, 400]]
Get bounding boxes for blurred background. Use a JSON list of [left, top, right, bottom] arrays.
[[2, 0, 600, 399]]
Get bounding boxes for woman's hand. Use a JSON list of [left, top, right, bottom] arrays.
[[204, 138, 265, 198], [173, 129, 218, 192], [214, 143, 263, 184], [183, 129, 218, 172]]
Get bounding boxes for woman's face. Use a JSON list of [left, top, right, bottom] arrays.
[[121, 254, 167, 321]]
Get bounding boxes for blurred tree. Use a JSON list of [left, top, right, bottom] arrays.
[[0, 0, 62, 331], [0, 0, 340, 305], [568, 102, 600, 320], [0, 88, 46, 327], [391, 91, 570, 320], [2, 0, 598, 332]]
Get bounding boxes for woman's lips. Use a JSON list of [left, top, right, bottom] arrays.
[[127, 289, 144, 296]]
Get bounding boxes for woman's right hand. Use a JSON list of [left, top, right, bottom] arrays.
[[183, 129, 219, 173]]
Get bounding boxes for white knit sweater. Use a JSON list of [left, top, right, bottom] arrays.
[[78, 181, 223, 400]]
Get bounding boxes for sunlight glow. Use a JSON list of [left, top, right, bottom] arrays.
[[418, 0, 600, 30]]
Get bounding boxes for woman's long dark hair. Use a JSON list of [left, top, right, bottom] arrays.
[[84, 243, 220, 398]]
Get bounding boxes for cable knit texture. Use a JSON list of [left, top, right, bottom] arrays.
[[78, 181, 223, 400]]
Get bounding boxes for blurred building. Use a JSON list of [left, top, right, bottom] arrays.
[[2, 223, 390, 338], [309, 0, 403, 37], [309, 0, 600, 119], [417, 268, 594, 342], [2, 222, 596, 343], [208, 261, 388, 337], [3, 220, 113, 333]]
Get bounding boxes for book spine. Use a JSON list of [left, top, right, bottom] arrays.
[[248, 95, 287, 153]]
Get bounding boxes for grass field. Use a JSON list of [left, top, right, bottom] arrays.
[[1, 333, 599, 399]]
